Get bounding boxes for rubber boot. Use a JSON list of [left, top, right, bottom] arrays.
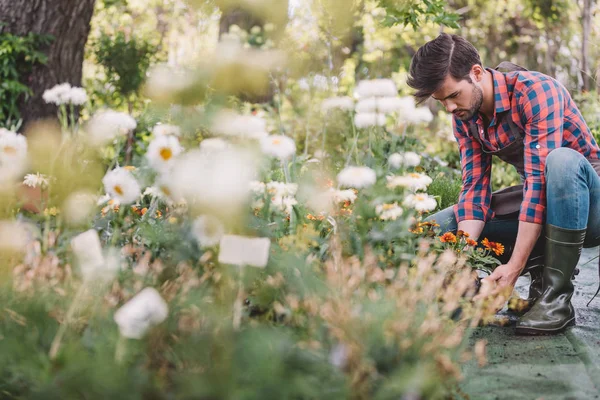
[[515, 225, 586, 335]]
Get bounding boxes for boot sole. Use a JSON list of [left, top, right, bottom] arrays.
[[514, 317, 575, 335]]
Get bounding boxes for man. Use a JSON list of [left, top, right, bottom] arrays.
[[407, 33, 600, 334]]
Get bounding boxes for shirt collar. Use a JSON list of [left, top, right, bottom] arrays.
[[488, 67, 511, 114]]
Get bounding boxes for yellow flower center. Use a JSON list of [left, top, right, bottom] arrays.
[[272, 138, 281, 145], [160, 185, 171, 196], [3, 146, 16, 155], [160, 147, 173, 161], [114, 185, 124, 195], [408, 173, 421, 178], [124, 166, 136, 171]]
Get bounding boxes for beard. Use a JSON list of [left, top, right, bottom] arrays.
[[454, 84, 483, 121]]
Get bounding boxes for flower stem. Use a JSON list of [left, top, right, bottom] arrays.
[[49, 284, 86, 359]]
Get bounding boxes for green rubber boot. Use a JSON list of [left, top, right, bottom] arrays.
[[515, 225, 586, 335]]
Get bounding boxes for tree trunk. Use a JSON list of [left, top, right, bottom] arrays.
[[0, 0, 96, 131], [582, 0, 592, 91]]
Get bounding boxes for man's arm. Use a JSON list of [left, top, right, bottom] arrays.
[[452, 118, 494, 234], [457, 219, 485, 241]]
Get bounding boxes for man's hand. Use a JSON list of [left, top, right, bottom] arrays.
[[474, 263, 523, 302]]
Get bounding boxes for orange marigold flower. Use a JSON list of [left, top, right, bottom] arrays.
[[440, 232, 457, 243], [466, 238, 477, 247], [409, 227, 424, 234], [456, 230, 470, 238], [481, 238, 505, 256]]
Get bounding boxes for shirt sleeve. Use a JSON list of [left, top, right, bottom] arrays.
[[517, 80, 565, 224], [452, 118, 494, 223]]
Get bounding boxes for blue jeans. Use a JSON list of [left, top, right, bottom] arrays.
[[426, 147, 600, 260]]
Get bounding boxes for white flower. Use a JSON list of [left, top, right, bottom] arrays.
[[388, 152, 421, 169], [355, 79, 397, 98], [145, 64, 194, 102], [102, 168, 141, 205], [321, 96, 354, 113], [43, 84, 87, 105], [0, 130, 28, 182], [65, 87, 88, 105], [337, 166, 377, 188], [42, 83, 72, 105], [376, 97, 405, 114], [167, 148, 258, 217], [114, 288, 169, 339], [330, 189, 357, 204], [218, 235, 271, 268], [70, 229, 118, 281], [355, 98, 377, 113], [403, 193, 437, 212], [375, 203, 404, 220], [152, 124, 181, 137], [86, 110, 136, 146], [63, 191, 98, 225], [354, 112, 386, 128], [0, 130, 27, 162], [146, 135, 183, 171], [260, 135, 296, 160], [271, 195, 297, 214], [192, 215, 225, 248], [0, 220, 31, 252], [266, 181, 298, 197], [249, 181, 266, 196], [199, 138, 230, 153], [23, 173, 50, 189], [386, 173, 432, 192], [403, 106, 434, 125], [211, 109, 268, 139]]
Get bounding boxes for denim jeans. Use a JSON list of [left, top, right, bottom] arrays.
[[425, 147, 600, 262]]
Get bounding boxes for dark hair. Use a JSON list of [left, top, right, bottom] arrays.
[[407, 33, 482, 104]]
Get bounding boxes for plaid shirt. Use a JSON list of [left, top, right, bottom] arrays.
[[453, 68, 600, 224]]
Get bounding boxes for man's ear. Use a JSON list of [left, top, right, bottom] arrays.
[[470, 64, 484, 82]]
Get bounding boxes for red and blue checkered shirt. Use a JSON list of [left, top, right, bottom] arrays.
[[453, 68, 600, 225]]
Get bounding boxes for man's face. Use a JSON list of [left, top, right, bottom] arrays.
[[431, 73, 483, 121]]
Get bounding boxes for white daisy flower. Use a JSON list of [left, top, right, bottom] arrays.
[[114, 288, 169, 339], [330, 189, 357, 204], [271, 195, 297, 214], [321, 96, 354, 113], [145, 64, 194, 102], [218, 235, 271, 268], [0, 130, 27, 162], [386, 172, 432, 192], [86, 110, 137, 146], [23, 173, 50, 189], [354, 112, 386, 128], [403, 193, 437, 212], [0, 220, 31, 252], [167, 148, 258, 216], [249, 181, 266, 196], [146, 135, 183, 171], [388, 152, 421, 169], [102, 168, 141, 205], [63, 191, 98, 226], [0, 130, 28, 182], [337, 166, 377, 188], [266, 181, 298, 197], [260, 135, 296, 160], [375, 202, 404, 220], [211, 109, 268, 139], [199, 137, 230, 153], [192, 215, 225, 248], [152, 124, 181, 137]]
